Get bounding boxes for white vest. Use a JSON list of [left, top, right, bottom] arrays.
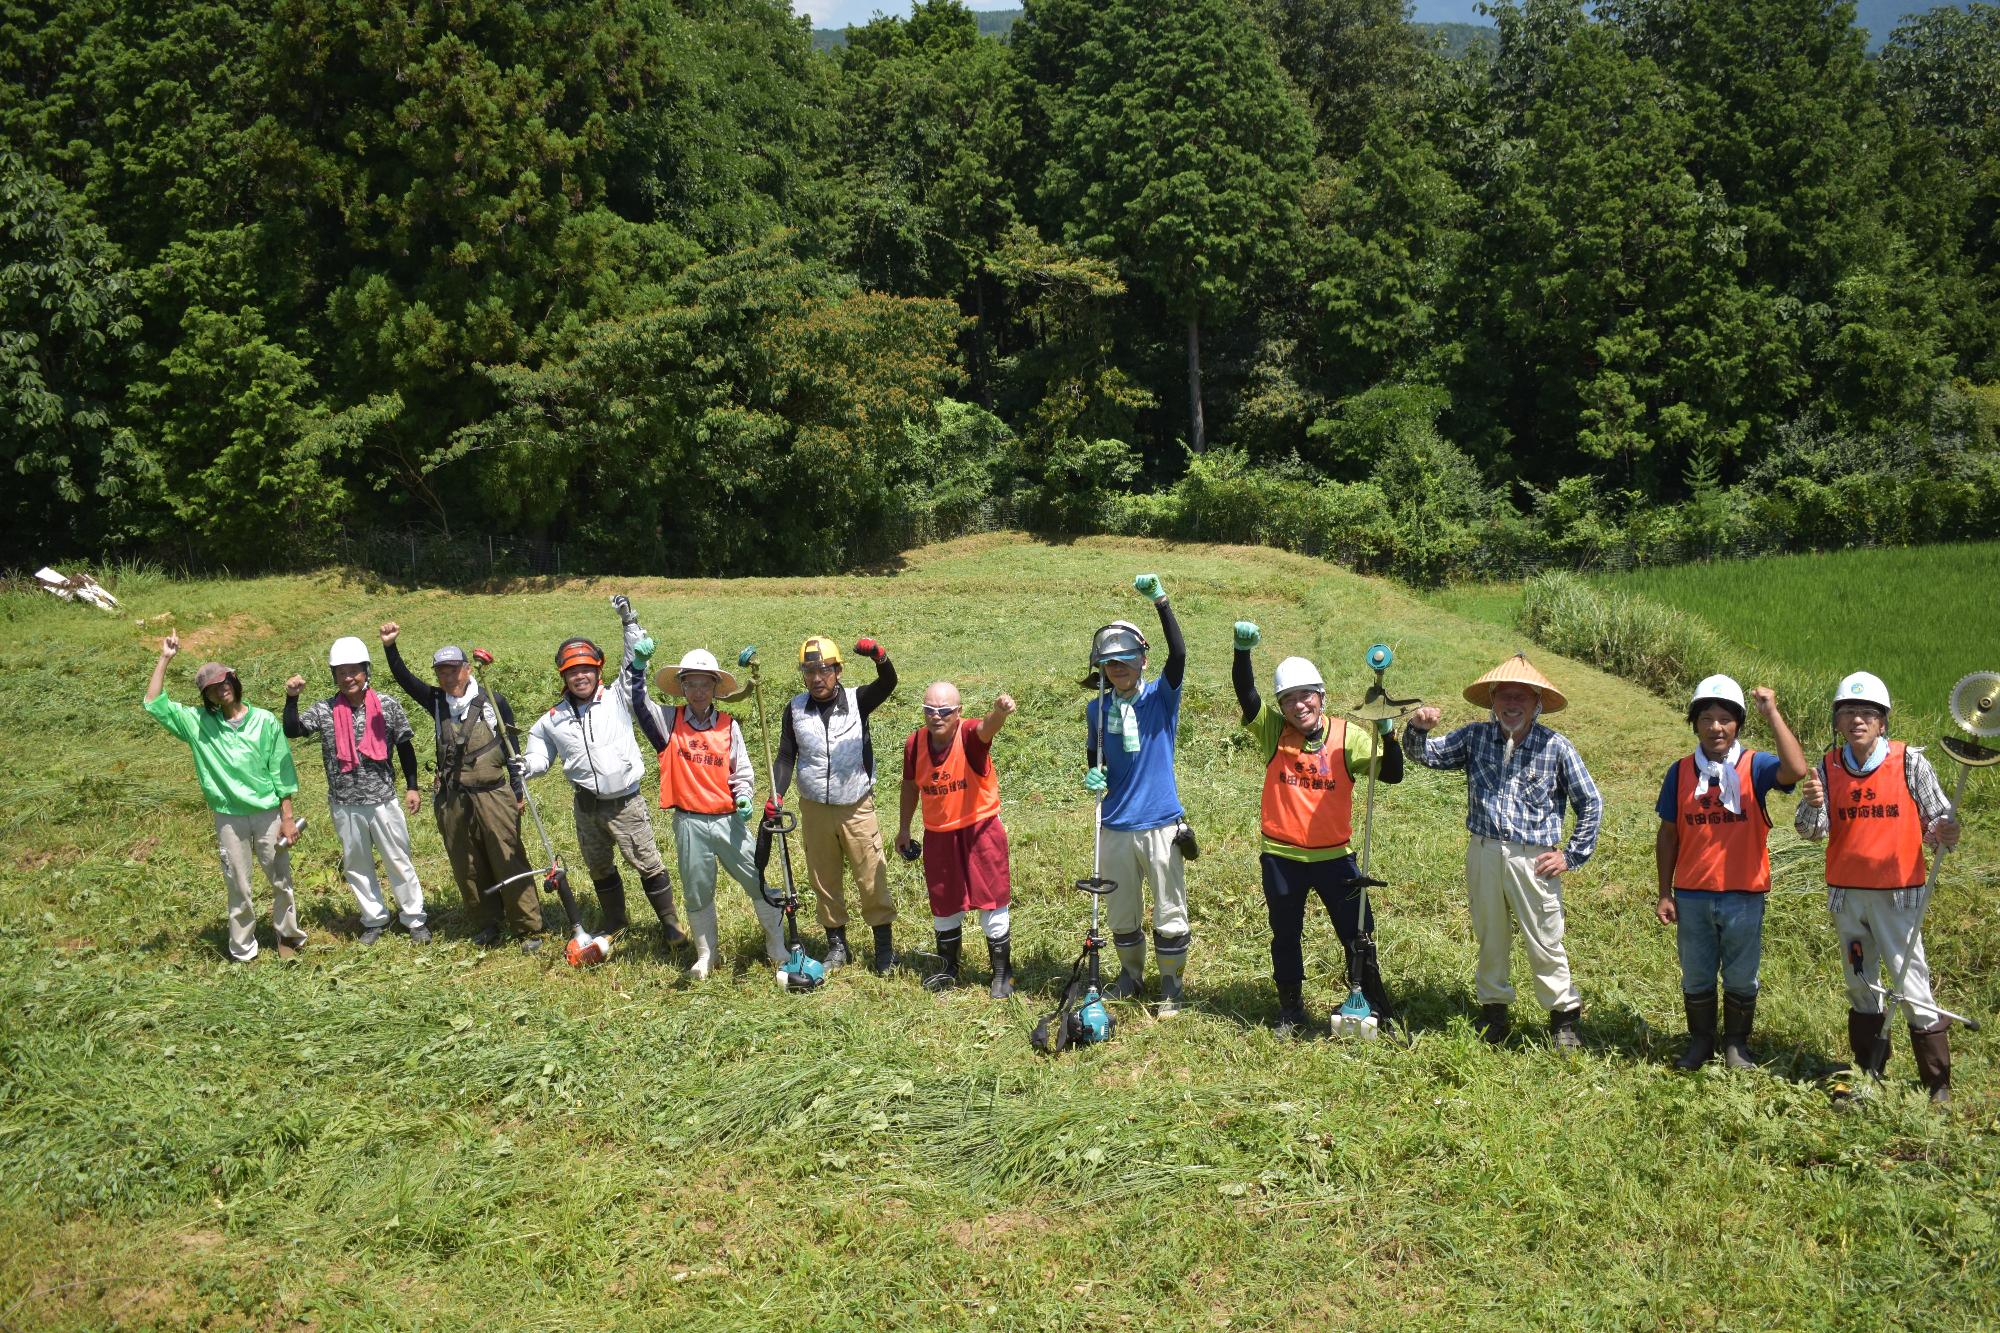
[[789, 687, 872, 804]]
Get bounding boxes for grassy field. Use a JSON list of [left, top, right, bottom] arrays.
[[3, 536, 1997, 1329]]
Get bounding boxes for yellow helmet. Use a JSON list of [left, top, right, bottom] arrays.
[[799, 635, 843, 670]]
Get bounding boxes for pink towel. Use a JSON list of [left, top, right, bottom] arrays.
[[332, 688, 391, 772]]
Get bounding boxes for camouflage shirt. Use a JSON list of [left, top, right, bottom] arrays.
[[295, 692, 415, 806]]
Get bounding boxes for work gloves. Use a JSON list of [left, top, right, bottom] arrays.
[[631, 634, 655, 670], [1133, 573, 1165, 601], [736, 794, 753, 823], [854, 637, 887, 663], [1233, 621, 1259, 651], [764, 796, 784, 823], [611, 594, 638, 626], [1082, 766, 1108, 795]]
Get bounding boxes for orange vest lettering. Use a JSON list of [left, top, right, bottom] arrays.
[[1671, 750, 1771, 892], [1825, 741, 1927, 890], [1261, 716, 1354, 851], [657, 707, 737, 815], [908, 722, 1002, 833]]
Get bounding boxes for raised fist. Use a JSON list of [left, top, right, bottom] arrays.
[[1750, 686, 1779, 718], [285, 674, 308, 697], [379, 622, 399, 645], [854, 637, 886, 663], [610, 594, 636, 625], [993, 693, 1017, 717], [1233, 621, 1259, 651], [1133, 573, 1165, 601]]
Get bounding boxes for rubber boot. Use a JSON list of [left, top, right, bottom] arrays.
[[1849, 1009, 1889, 1078], [1154, 931, 1190, 1018], [593, 873, 630, 935], [1476, 1002, 1511, 1044], [987, 933, 1014, 999], [823, 926, 851, 971], [1721, 991, 1758, 1071], [872, 923, 898, 976], [1910, 1021, 1951, 1106], [687, 903, 720, 981], [1275, 980, 1310, 1038], [925, 926, 961, 992], [753, 895, 788, 965], [1107, 930, 1146, 999], [1549, 1006, 1583, 1053], [640, 871, 689, 948], [1676, 991, 1718, 1071]]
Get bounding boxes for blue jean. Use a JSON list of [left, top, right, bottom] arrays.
[[1674, 890, 1766, 997]]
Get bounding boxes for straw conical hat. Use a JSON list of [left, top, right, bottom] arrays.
[[1463, 653, 1567, 714]]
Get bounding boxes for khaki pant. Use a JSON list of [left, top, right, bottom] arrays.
[[799, 794, 895, 930], [435, 785, 542, 933], [1466, 834, 1578, 1011], [572, 789, 667, 882], [214, 809, 299, 962], [330, 801, 425, 930], [1096, 823, 1189, 938]]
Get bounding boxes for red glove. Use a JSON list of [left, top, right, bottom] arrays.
[[764, 797, 783, 822], [854, 637, 886, 663], [471, 648, 494, 665]]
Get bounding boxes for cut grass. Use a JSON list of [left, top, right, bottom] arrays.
[[1, 535, 1996, 1330]]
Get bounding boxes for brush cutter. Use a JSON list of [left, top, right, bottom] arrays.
[[1033, 676, 1121, 1053], [738, 646, 826, 992], [1334, 642, 1423, 1043], [475, 666, 611, 967]]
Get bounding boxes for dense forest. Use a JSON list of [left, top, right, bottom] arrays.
[[5, 0, 1998, 579]]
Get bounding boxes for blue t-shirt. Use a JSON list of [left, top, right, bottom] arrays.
[[1087, 674, 1184, 831], [1655, 749, 1792, 821]]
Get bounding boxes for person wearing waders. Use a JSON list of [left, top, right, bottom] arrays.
[[1083, 574, 1192, 1016], [1403, 654, 1601, 1050], [1653, 676, 1807, 1070], [1795, 671, 1963, 1104], [381, 623, 544, 950], [629, 643, 788, 979], [519, 598, 685, 949], [1231, 624, 1404, 1036], [896, 683, 1019, 997], [284, 637, 431, 946], [769, 635, 899, 973], [145, 633, 305, 962]]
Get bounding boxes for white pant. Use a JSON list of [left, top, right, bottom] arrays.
[[215, 810, 299, 962], [1466, 835, 1578, 1011], [933, 908, 1011, 940], [331, 801, 426, 929], [1828, 887, 1939, 1027], [1096, 824, 1188, 938]]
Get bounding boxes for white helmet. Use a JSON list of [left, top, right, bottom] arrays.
[[1273, 656, 1325, 699], [329, 636, 371, 669], [1834, 671, 1892, 714], [1687, 673, 1745, 723]]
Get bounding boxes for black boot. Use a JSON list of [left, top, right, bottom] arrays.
[[1721, 991, 1759, 1071], [1910, 1021, 1951, 1106], [1275, 981, 1310, 1038], [872, 923, 898, 975], [1849, 1009, 1889, 1078], [986, 933, 1014, 999], [593, 873, 630, 935], [639, 871, 687, 947], [925, 926, 961, 991], [1348, 935, 1398, 1024], [1549, 1006, 1583, 1053], [823, 926, 850, 971], [1476, 1002, 1511, 1044], [1676, 991, 1718, 1071]]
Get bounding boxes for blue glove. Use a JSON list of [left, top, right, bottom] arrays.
[[735, 793, 752, 823], [1083, 766, 1108, 795], [1133, 573, 1165, 601], [1377, 716, 1396, 736], [1233, 621, 1259, 651]]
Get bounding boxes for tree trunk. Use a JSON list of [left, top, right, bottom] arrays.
[[1186, 313, 1206, 452]]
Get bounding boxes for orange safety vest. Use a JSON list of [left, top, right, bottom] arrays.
[[1671, 750, 1771, 892], [1825, 741, 1927, 890], [1261, 715, 1355, 851], [907, 721, 1002, 833], [657, 707, 738, 815]]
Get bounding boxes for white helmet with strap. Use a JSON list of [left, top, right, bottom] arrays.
[[1687, 673, 1745, 723], [1273, 656, 1325, 699], [1834, 671, 1892, 715], [329, 636, 371, 669]]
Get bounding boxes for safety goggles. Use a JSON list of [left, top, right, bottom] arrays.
[[801, 664, 839, 678], [922, 704, 960, 719]]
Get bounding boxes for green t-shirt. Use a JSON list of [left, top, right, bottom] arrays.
[[145, 694, 299, 816], [1245, 703, 1382, 861]]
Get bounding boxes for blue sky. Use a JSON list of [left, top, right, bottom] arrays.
[[794, 2, 1497, 29]]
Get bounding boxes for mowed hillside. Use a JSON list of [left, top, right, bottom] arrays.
[[2, 536, 1995, 1330]]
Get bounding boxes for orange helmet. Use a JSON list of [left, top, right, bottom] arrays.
[[555, 638, 605, 674]]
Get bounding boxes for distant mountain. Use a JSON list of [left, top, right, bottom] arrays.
[[1854, 1, 1970, 50], [811, 9, 1498, 53]]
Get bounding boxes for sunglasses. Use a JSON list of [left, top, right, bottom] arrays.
[[922, 704, 960, 719]]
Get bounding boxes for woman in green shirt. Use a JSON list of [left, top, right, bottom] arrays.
[[145, 633, 304, 962]]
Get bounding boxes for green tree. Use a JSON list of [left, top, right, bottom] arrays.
[[1248, 0, 1438, 160]]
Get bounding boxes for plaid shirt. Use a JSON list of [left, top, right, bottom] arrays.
[[1403, 721, 1603, 867]]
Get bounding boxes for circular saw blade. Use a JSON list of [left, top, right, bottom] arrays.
[[1948, 671, 2000, 737]]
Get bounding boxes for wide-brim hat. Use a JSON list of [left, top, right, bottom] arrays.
[[1463, 652, 1567, 714], [656, 648, 738, 700]]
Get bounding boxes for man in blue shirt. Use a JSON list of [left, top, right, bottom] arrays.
[[1404, 654, 1602, 1050], [1083, 574, 1191, 1016]]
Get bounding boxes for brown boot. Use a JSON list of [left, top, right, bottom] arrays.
[[1848, 1009, 1889, 1078], [1910, 1021, 1952, 1106]]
